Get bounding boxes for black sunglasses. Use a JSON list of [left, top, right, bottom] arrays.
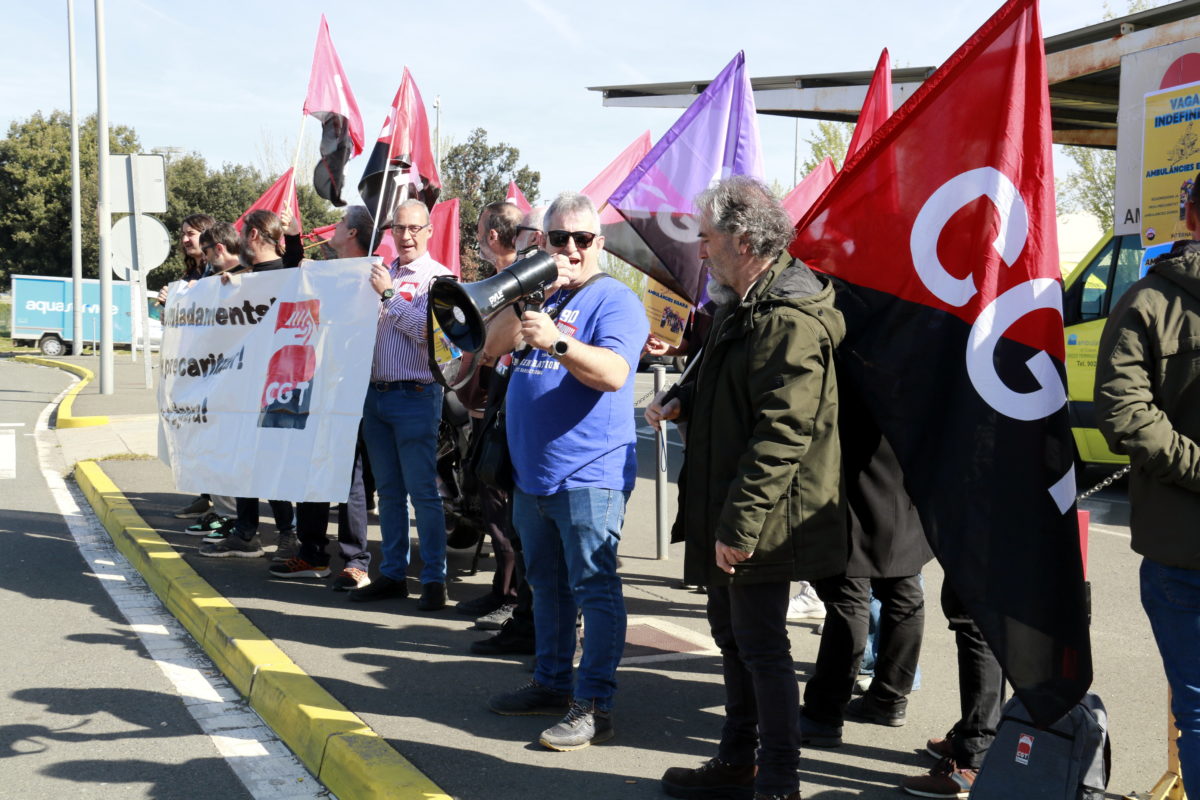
[[547, 230, 597, 249]]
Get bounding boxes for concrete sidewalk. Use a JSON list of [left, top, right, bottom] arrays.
[[14, 354, 1169, 800]]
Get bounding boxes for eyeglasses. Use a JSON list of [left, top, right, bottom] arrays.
[[389, 223, 430, 236], [547, 230, 597, 249], [201, 244, 214, 254], [516, 225, 541, 234]]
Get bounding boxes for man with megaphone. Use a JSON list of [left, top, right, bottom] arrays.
[[480, 192, 649, 752]]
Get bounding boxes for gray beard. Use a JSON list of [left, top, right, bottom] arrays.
[[706, 278, 740, 308]]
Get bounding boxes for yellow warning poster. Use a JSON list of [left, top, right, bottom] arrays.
[[643, 278, 691, 348], [1141, 80, 1200, 247]]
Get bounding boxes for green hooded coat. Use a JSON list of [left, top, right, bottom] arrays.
[[1096, 239, 1200, 569], [672, 254, 848, 587]]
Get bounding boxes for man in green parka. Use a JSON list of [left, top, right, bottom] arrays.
[[1095, 175, 1200, 798], [647, 176, 847, 800]]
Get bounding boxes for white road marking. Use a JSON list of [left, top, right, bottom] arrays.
[[0, 422, 26, 427], [32, 383, 330, 800], [0, 429, 14, 479]]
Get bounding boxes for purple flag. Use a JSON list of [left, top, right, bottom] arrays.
[[608, 51, 764, 304]]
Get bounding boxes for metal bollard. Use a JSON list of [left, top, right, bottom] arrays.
[[652, 365, 669, 559]]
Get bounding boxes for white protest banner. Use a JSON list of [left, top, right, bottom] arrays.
[[158, 258, 377, 501]]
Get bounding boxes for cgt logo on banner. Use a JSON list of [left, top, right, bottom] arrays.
[[158, 258, 378, 502], [260, 300, 320, 430]]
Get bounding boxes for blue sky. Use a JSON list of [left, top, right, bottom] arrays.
[[2, 1, 1108, 206]]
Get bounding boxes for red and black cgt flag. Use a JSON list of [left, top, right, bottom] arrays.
[[791, 0, 1091, 726], [303, 15, 364, 207], [358, 68, 441, 228]]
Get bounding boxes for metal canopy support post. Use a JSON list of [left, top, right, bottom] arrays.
[[95, 0, 113, 393], [67, 0, 83, 356], [652, 364, 669, 560]]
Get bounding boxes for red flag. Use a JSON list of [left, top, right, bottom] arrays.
[[581, 131, 651, 212], [428, 199, 461, 277], [845, 48, 893, 158], [303, 222, 338, 244], [358, 68, 441, 227], [781, 157, 836, 224], [791, 0, 1089, 726], [304, 15, 365, 207], [235, 168, 301, 233], [505, 181, 532, 213], [574, 131, 671, 285]]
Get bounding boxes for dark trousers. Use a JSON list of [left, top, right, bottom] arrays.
[[804, 574, 925, 724], [941, 580, 1003, 768], [472, 423, 517, 601], [234, 497, 293, 538], [708, 581, 799, 796], [295, 435, 370, 570]]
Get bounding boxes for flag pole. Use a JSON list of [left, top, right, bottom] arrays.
[[367, 103, 406, 255], [286, 112, 307, 224], [291, 112, 307, 177]]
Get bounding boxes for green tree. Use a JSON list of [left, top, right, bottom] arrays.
[[0, 111, 139, 289], [0, 111, 339, 290], [1056, 146, 1116, 231], [440, 128, 540, 256], [800, 120, 854, 175], [152, 157, 339, 285]]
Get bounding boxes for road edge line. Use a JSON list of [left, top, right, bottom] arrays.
[[13, 356, 109, 428], [73, 458, 451, 800]]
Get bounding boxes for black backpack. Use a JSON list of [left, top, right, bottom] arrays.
[[970, 692, 1110, 799]]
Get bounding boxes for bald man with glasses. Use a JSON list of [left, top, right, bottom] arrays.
[[349, 198, 453, 611]]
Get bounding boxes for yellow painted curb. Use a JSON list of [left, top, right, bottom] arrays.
[[13, 355, 109, 427], [72, 459, 451, 800]]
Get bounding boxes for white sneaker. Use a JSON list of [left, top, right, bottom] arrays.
[[787, 585, 827, 620]]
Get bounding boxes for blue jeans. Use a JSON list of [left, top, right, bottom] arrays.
[[361, 383, 446, 585], [513, 487, 628, 710], [1141, 557, 1200, 796]]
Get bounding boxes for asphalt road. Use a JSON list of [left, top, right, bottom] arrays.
[[0, 359, 273, 800], [0, 357, 1174, 800]]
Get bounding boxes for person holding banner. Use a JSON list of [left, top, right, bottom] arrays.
[[200, 209, 297, 559], [168, 213, 217, 520], [271, 206, 376, 590], [486, 192, 648, 751], [648, 177, 846, 800], [181, 223, 246, 538], [350, 198, 452, 611], [1096, 175, 1200, 797]]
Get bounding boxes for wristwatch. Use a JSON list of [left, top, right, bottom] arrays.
[[549, 336, 570, 359], [380, 288, 395, 302]]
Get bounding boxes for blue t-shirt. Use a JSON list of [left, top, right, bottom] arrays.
[[506, 276, 649, 495]]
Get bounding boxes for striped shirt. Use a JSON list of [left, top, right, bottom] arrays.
[[371, 251, 452, 382]]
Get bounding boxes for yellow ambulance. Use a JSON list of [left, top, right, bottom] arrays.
[[1062, 232, 1169, 465]]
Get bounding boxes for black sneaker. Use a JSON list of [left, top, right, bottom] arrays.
[[488, 680, 570, 716], [471, 619, 535, 655], [455, 591, 504, 617], [662, 757, 756, 799], [845, 694, 906, 727], [799, 710, 843, 748], [199, 532, 264, 558], [539, 699, 613, 751], [172, 495, 210, 518], [185, 512, 228, 536], [348, 574, 408, 602], [202, 519, 236, 543]]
